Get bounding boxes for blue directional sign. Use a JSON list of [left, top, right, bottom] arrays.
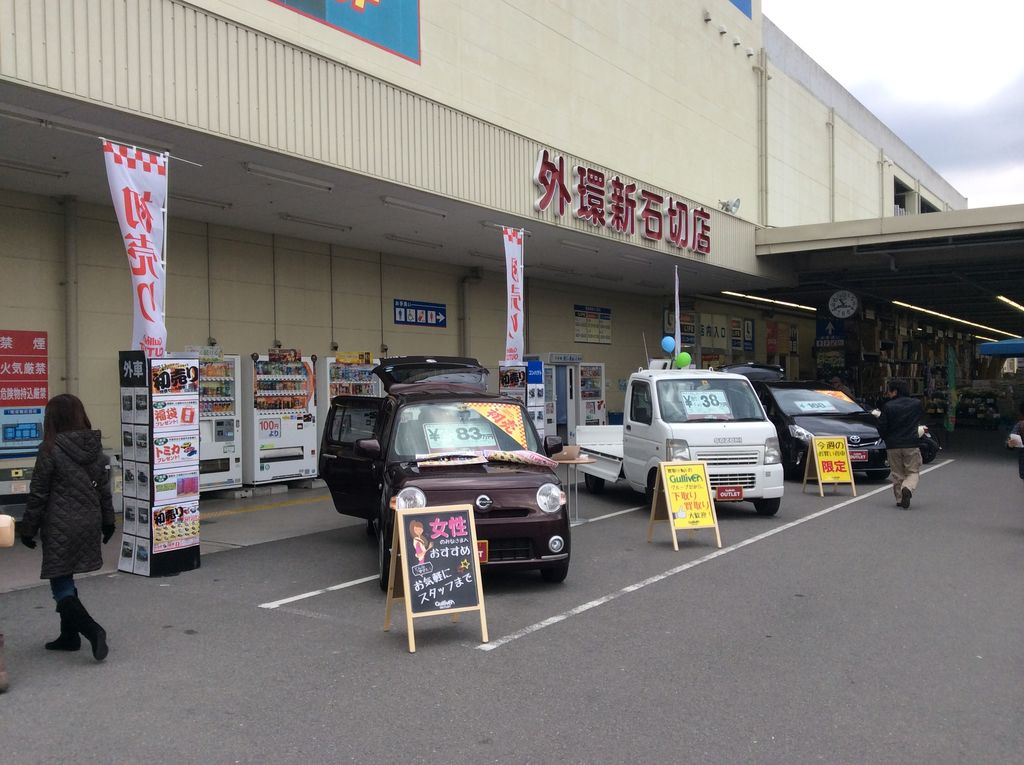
[[393, 299, 447, 328]]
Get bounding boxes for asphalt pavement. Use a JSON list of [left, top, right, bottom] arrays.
[[2, 429, 1022, 765]]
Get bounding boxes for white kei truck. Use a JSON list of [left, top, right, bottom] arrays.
[[576, 367, 785, 515]]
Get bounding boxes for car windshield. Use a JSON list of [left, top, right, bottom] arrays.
[[770, 388, 864, 416], [657, 379, 766, 423], [390, 401, 540, 460]]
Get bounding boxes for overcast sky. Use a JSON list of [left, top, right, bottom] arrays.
[[761, 0, 1024, 208]]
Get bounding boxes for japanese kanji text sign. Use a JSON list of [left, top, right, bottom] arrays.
[[0, 329, 48, 456], [647, 461, 722, 550], [103, 140, 169, 357], [533, 148, 712, 256], [384, 504, 489, 653], [502, 227, 525, 362], [803, 436, 857, 497]]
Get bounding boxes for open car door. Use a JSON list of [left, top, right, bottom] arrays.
[[319, 396, 384, 519]]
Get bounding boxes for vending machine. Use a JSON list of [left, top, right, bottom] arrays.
[[198, 353, 242, 491], [241, 351, 318, 485], [579, 362, 607, 426], [314, 352, 382, 445]]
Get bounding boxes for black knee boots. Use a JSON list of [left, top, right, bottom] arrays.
[[57, 596, 108, 661], [45, 603, 82, 651]]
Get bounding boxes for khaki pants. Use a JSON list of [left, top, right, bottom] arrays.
[[889, 447, 922, 498]]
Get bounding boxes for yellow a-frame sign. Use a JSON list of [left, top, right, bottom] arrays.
[[383, 504, 489, 653], [802, 436, 857, 497], [647, 461, 722, 550]]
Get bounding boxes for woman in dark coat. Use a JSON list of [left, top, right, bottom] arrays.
[[20, 394, 115, 661]]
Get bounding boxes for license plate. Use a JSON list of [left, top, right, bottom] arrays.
[[849, 450, 868, 462], [716, 486, 744, 500], [477, 540, 489, 563], [11, 480, 28, 494]]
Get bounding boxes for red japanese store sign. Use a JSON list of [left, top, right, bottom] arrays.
[[102, 140, 169, 358], [0, 330, 49, 406], [532, 148, 712, 256]]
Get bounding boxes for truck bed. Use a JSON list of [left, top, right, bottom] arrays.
[[575, 425, 624, 483]]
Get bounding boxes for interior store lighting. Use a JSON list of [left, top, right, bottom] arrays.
[[619, 252, 652, 265], [384, 233, 443, 249], [593, 272, 623, 282], [0, 157, 69, 179], [0, 104, 174, 151], [480, 220, 533, 237], [170, 193, 232, 210], [561, 239, 599, 254], [535, 263, 576, 275], [381, 195, 447, 219], [243, 162, 334, 192], [278, 213, 351, 232], [996, 295, 1024, 313], [468, 249, 503, 262], [720, 290, 816, 312], [891, 300, 1017, 338], [974, 335, 998, 342]]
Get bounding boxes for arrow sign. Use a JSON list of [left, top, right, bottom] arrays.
[[393, 299, 448, 328]]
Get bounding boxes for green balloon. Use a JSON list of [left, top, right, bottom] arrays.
[[674, 351, 692, 368]]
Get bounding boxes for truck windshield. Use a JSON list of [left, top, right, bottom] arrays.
[[657, 379, 766, 423], [390, 401, 541, 460]]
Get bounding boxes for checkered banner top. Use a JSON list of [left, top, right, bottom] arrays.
[[102, 141, 167, 176], [502, 227, 524, 245]]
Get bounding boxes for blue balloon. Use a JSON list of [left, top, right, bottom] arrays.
[[660, 335, 675, 354]]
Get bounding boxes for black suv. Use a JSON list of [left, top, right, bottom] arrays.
[[754, 380, 890, 481], [318, 357, 571, 589]]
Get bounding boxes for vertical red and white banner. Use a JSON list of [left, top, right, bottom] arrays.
[[102, 140, 169, 358], [502, 227, 525, 362]]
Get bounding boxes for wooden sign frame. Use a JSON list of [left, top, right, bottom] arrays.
[[647, 461, 722, 550], [802, 436, 857, 497], [383, 504, 489, 653]]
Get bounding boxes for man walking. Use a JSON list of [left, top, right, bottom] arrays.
[[877, 380, 925, 508]]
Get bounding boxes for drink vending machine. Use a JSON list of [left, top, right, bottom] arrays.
[[198, 353, 242, 491], [241, 351, 318, 484], [314, 351, 382, 445]]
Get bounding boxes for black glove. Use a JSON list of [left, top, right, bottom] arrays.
[[102, 524, 115, 544], [21, 535, 36, 549]]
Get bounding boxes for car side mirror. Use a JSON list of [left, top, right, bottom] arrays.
[[544, 435, 563, 456], [354, 438, 381, 459]]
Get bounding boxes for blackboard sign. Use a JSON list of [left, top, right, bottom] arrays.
[[384, 504, 488, 652]]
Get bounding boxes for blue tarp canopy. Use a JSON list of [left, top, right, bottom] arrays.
[[979, 337, 1024, 356]]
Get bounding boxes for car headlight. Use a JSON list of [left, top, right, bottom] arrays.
[[788, 424, 813, 442], [666, 438, 691, 460], [536, 483, 564, 513], [392, 487, 427, 510], [764, 436, 781, 464]]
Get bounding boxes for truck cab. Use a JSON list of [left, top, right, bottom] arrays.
[[577, 368, 785, 515]]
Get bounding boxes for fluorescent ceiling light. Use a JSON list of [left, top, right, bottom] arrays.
[[243, 162, 333, 192], [561, 239, 599, 254], [381, 195, 447, 218], [468, 249, 503, 262], [975, 334, 998, 342], [892, 300, 1017, 338], [170, 193, 232, 210], [0, 104, 174, 151], [535, 263, 576, 275], [620, 253, 652, 265], [480, 220, 532, 237], [721, 290, 816, 312], [278, 213, 351, 232], [593, 273, 622, 282], [997, 295, 1024, 313], [385, 234, 443, 249], [0, 157, 68, 179]]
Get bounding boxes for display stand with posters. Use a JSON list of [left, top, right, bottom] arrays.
[[117, 351, 201, 577], [501, 360, 545, 437], [802, 436, 857, 497], [647, 461, 722, 550], [384, 504, 488, 653]]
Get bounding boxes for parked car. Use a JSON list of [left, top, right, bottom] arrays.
[[318, 356, 571, 589], [753, 381, 890, 480], [717, 362, 786, 381]]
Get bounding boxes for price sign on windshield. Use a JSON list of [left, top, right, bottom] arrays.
[[795, 399, 837, 413], [680, 389, 732, 418], [423, 422, 498, 451]]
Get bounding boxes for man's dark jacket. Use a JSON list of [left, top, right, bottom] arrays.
[[21, 430, 114, 579], [877, 395, 924, 449]]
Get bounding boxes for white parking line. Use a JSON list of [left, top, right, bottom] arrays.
[[259, 575, 377, 609], [478, 460, 954, 651]]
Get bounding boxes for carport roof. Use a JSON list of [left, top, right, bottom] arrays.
[[752, 205, 1024, 337]]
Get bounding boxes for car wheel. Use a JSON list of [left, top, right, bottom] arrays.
[[866, 469, 891, 481], [584, 473, 605, 494], [783, 462, 803, 481], [753, 497, 781, 516], [377, 512, 392, 592], [645, 470, 658, 507], [540, 560, 569, 583]]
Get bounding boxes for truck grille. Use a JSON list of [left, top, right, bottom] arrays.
[[693, 449, 760, 466], [708, 472, 758, 489]]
